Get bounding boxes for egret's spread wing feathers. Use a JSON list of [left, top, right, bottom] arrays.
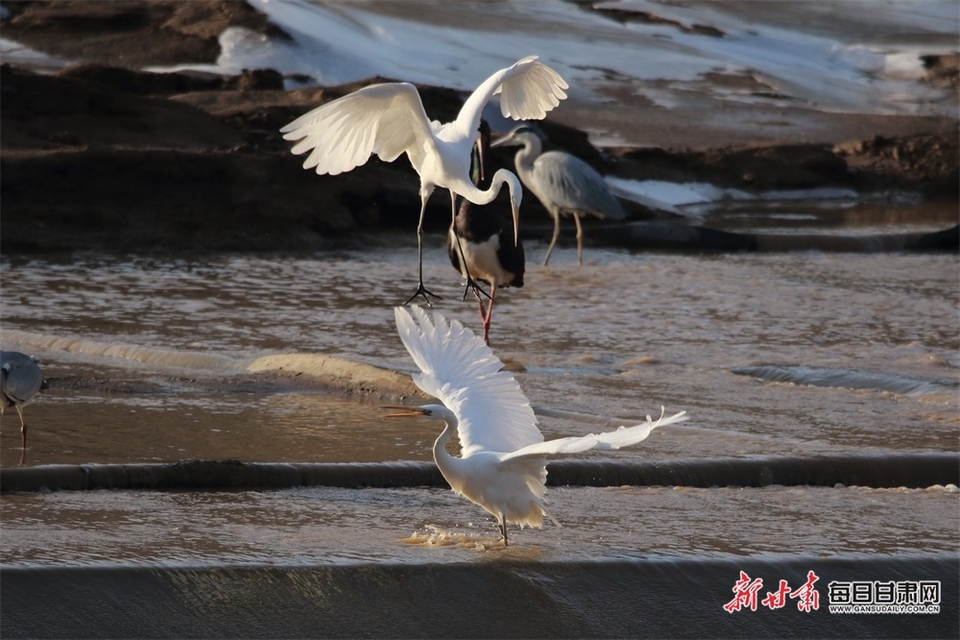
[[395, 306, 542, 456], [500, 409, 688, 461], [453, 56, 568, 144], [281, 83, 435, 176], [495, 57, 568, 120], [534, 152, 626, 219]]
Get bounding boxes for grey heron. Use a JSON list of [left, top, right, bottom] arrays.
[[448, 120, 525, 346], [280, 56, 567, 305], [492, 125, 626, 266], [1, 350, 48, 464], [385, 306, 688, 546]]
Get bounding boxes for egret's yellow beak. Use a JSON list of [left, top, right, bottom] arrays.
[[381, 405, 427, 418]]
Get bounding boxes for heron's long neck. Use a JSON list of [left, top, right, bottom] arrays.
[[512, 137, 542, 176]]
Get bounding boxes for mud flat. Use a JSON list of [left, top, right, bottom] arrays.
[[1, 0, 956, 253]]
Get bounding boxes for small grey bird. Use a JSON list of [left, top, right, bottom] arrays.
[[492, 126, 626, 266], [2, 351, 48, 462]]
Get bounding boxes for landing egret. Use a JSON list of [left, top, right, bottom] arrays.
[[386, 306, 687, 545], [492, 125, 626, 266], [281, 56, 567, 304], [1, 351, 48, 464], [448, 120, 524, 346]]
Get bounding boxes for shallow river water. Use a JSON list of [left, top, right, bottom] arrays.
[[1, 214, 958, 562], [1, 215, 958, 638]]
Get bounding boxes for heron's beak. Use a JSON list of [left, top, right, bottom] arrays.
[[490, 134, 513, 149], [510, 199, 520, 247], [381, 405, 427, 418]]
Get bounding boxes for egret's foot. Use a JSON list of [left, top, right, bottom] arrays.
[[463, 276, 490, 302], [404, 282, 443, 307]]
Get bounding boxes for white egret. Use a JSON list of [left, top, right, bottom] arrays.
[[448, 120, 524, 346], [492, 125, 626, 266], [1, 351, 48, 465], [386, 306, 688, 545], [281, 56, 568, 304]]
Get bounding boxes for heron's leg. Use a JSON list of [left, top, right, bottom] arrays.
[[17, 406, 26, 449], [499, 515, 509, 547], [543, 211, 561, 267], [404, 195, 442, 306], [573, 212, 584, 266], [16, 406, 27, 465]]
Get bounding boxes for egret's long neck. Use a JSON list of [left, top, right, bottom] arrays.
[[433, 420, 460, 484], [457, 169, 520, 207]]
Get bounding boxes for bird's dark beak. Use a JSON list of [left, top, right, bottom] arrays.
[[381, 405, 427, 418]]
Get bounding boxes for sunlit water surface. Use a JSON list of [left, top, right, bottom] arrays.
[[1, 232, 957, 566]]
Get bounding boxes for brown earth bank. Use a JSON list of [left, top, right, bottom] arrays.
[[1, 0, 957, 254]]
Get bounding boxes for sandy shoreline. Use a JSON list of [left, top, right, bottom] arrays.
[[1, 0, 957, 254]]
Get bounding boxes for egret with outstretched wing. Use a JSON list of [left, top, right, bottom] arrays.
[[281, 56, 567, 304], [387, 306, 687, 545]]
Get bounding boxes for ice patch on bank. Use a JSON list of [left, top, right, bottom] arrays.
[[606, 176, 858, 215], [203, 0, 960, 118]]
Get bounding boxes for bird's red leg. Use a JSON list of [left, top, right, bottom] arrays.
[[481, 285, 497, 346]]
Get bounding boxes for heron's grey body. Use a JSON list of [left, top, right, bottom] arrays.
[[1, 350, 48, 461], [493, 126, 625, 266]]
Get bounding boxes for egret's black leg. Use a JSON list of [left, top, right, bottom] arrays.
[[405, 208, 443, 306], [452, 233, 490, 302]]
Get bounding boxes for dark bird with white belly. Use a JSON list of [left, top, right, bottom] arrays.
[[448, 120, 525, 346]]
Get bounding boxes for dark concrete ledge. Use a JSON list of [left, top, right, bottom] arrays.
[[3, 452, 956, 493]]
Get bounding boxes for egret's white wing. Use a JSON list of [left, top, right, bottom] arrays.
[[395, 306, 542, 457], [449, 56, 568, 144], [499, 409, 688, 461], [280, 83, 435, 176]]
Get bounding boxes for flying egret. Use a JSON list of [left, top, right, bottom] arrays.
[[492, 125, 626, 266], [386, 306, 687, 545], [1, 351, 48, 465], [448, 120, 525, 346], [281, 56, 568, 304]]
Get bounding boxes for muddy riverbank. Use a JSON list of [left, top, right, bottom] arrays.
[[1, 0, 956, 254]]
